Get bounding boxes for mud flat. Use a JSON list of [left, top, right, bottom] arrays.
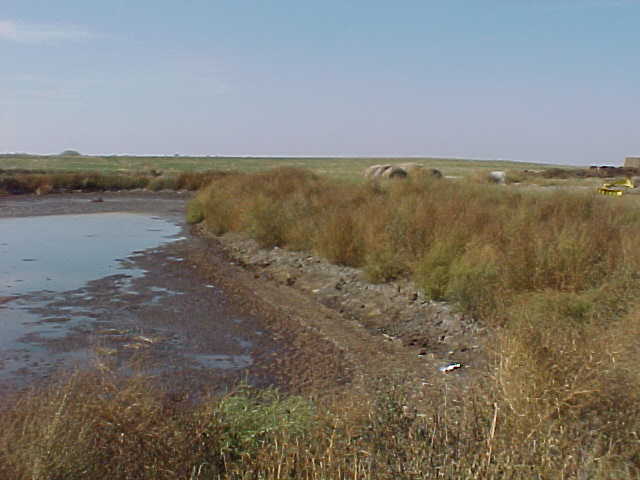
[[0, 192, 290, 397], [194, 229, 486, 394]]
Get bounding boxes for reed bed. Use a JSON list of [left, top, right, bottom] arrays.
[[0, 170, 226, 195]]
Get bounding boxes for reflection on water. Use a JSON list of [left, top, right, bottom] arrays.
[[0, 213, 181, 295], [190, 353, 253, 370], [0, 213, 182, 386], [0, 212, 264, 394]]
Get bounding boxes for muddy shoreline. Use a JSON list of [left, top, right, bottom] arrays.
[[1, 191, 483, 398]]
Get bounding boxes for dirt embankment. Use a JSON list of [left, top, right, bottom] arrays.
[[194, 228, 487, 392]]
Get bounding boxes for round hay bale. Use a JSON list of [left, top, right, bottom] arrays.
[[381, 166, 408, 179], [364, 164, 390, 179]]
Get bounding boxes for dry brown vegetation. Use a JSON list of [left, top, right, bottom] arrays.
[[194, 168, 640, 475], [502, 166, 640, 187], [3, 349, 638, 480], [3, 167, 640, 478], [0, 170, 226, 195], [192, 168, 640, 300]]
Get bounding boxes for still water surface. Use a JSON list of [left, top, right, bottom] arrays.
[[0, 213, 183, 388], [1, 212, 182, 295]]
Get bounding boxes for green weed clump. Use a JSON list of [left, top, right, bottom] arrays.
[[216, 386, 315, 457], [186, 198, 205, 224]]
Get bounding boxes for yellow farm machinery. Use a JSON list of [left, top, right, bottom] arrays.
[[597, 177, 635, 196]]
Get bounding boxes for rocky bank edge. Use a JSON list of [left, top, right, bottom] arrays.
[[194, 226, 487, 393]]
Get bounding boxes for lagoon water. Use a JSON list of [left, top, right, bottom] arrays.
[[0, 213, 183, 388], [0, 213, 182, 296]]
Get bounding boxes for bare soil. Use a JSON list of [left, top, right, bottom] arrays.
[[199, 230, 487, 391]]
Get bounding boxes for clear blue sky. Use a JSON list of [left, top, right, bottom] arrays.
[[1, 1, 638, 165]]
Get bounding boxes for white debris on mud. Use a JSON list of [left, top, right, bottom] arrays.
[[207, 230, 486, 371]]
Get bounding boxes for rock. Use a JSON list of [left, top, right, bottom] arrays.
[[396, 162, 424, 172]]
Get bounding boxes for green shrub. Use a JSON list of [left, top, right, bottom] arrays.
[[244, 194, 289, 247], [197, 185, 236, 234], [186, 198, 205, 224], [364, 246, 406, 283], [445, 244, 501, 317], [217, 387, 314, 458], [414, 238, 465, 300], [315, 205, 365, 267]]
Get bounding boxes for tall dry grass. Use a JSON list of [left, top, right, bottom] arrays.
[[1, 355, 639, 479], [192, 168, 640, 476], [194, 168, 639, 317]]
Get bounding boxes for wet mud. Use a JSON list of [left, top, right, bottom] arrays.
[[0, 193, 305, 397]]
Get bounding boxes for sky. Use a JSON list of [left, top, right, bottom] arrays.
[[0, 1, 638, 165]]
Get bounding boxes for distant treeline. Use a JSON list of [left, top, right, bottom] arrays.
[[538, 166, 640, 178]]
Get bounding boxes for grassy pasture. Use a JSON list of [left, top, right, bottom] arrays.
[[0, 154, 560, 181]]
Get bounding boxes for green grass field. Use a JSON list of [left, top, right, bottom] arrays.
[[0, 154, 562, 181]]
